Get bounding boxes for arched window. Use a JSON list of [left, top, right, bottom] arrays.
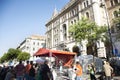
[[86, 0, 89, 7], [86, 12, 90, 19], [63, 24, 67, 40], [110, 0, 114, 6]]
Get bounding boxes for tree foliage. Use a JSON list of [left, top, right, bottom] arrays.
[[69, 17, 108, 56], [69, 17, 108, 45], [69, 17, 96, 43], [0, 53, 8, 63], [0, 48, 30, 63], [17, 52, 30, 61], [7, 48, 21, 60]]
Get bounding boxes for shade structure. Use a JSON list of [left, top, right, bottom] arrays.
[[33, 48, 76, 66], [33, 48, 49, 56]]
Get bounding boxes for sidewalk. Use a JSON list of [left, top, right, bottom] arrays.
[[82, 73, 120, 80], [113, 76, 120, 80], [55, 70, 120, 80]]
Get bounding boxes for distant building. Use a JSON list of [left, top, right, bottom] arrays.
[[45, 0, 120, 57], [17, 35, 46, 59]]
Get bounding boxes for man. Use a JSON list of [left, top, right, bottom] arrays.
[[41, 60, 53, 80], [24, 61, 31, 80], [14, 61, 25, 80], [75, 61, 82, 80], [103, 61, 113, 80]]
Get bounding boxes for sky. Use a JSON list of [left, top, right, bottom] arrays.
[[0, 0, 69, 57]]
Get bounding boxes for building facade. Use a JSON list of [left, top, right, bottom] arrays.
[[17, 35, 46, 59], [105, 0, 120, 55], [45, 0, 120, 57]]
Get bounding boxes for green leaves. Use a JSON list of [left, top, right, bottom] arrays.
[[17, 52, 30, 61], [0, 48, 31, 63], [69, 17, 108, 45]]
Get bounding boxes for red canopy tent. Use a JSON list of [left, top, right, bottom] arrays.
[[33, 48, 76, 67]]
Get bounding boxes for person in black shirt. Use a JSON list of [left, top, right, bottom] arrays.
[[41, 60, 53, 80]]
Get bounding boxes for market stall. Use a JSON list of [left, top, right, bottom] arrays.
[[33, 48, 76, 67]]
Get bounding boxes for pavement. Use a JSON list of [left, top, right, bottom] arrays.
[[113, 76, 120, 80], [55, 72, 120, 80]]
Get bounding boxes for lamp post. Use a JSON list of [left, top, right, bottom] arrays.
[[100, 3, 114, 60]]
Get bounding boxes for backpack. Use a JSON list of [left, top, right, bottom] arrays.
[[29, 66, 35, 77]]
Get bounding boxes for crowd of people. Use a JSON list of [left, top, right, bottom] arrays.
[[0, 59, 116, 80], [0, 60, 53, 80]]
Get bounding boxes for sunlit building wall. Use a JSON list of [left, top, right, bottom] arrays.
[[17, 35, 46, 59], [45, 0, 120, 57]]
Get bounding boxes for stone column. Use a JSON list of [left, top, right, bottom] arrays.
[[80, 40, 88, 55]]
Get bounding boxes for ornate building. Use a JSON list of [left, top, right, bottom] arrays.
[[105, 0, 120, 55], [45, 0, 120, 57]]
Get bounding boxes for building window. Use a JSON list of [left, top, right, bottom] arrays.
[[74, 19, 76, 23], [37, 42, 39, 46], [86, 0, 89, 7], [114, 0, 118, 5], [33, 48, 35, 51], [72, 10, 74, 16], [110, 0, 114, 6], [41, 43, 44, 46], [84, 2, 86, 8], [63, 24, 67, 40], [86, 12, 89, 19], [71, 21, 73, 24], [27, 46, 29, 50], [113, 11, 118, 17], [33, 42, 35, 45]]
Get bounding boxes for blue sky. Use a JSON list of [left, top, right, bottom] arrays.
[[0, 0, 69, 57]]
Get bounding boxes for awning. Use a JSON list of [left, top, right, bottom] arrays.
[[33, 48, 76, 56], [33, 48, 76, 66]]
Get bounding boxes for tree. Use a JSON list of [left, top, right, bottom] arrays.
[[7, 48, 21, 60], [69, 17, 97, 43], [69, 17, 107, 56], [0, 48, 31, 63], [0, 53, 8, 63], [17, 52, 30, 61]]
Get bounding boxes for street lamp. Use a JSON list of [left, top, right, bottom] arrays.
[[100, 2, 114, 60]]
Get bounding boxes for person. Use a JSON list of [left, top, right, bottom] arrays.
[[68, 63, 76, 80], [75, 61, 82, 80], [24, 61, 31, 80], [87, 64, 97, 80], [41, 60, 53, 80], [14, 61, 25, 80], [29, 61, 35, 80], [0, 65, 9, 80], [36, 64, 42, 80], [5, 68, 16, 80], [103, 61, 113, 80]]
